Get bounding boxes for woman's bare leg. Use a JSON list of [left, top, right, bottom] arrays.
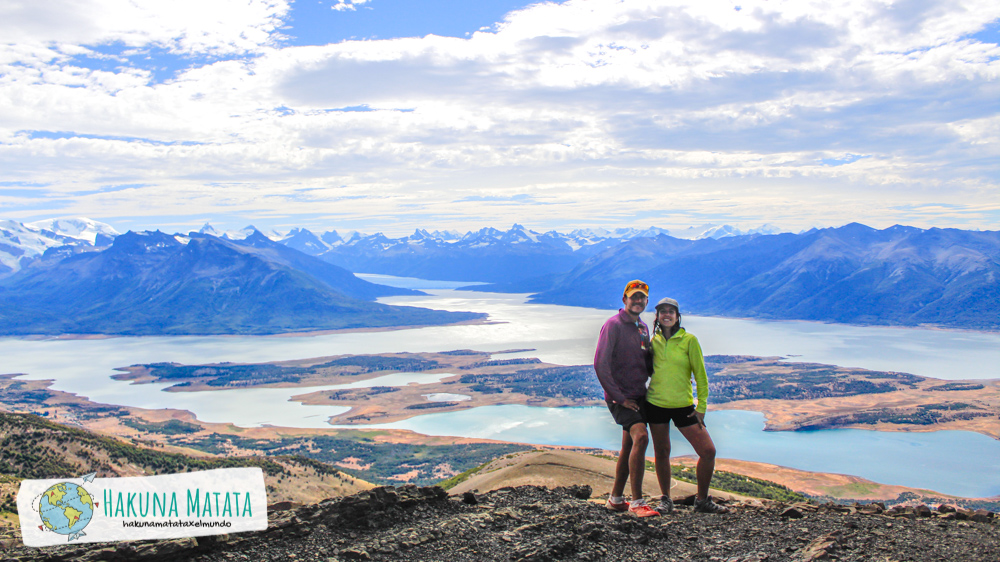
[[677, 423, 717, 500], [648, 423, 672, 498]]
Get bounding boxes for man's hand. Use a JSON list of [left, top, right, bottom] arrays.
[[621, 399, 640, 412], [688, 410, 706, 429]]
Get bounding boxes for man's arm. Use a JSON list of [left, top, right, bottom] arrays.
[[594, 320, 626, 404]]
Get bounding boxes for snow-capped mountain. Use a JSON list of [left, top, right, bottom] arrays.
[[0, 218, 119, 276], [198, 223, 221, 237], [199, 223, 284, 241], [747, 224, 785, 236], [282, 228, 332, 255], [668, 223, 787, 240], [271, 223, 789, 283], [26, 217, 120, 245]]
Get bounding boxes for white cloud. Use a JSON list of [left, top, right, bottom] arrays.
[[0, 0, 288, 54], [1, 0, 999, 234], [331, 0, 370, 12]]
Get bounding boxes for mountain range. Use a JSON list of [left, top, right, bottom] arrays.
[[2, 218, 997, 331], [274, 223, 784, 284], [522, 223, 1000, 330], [0, 229, 482, 336]]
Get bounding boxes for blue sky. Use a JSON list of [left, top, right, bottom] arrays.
[[1, 0, 999, 236], [284, 1, 533, 45]]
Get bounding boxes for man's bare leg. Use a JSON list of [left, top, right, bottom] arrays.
[[611, 429, 633, 498], [627, 423, 649, 502]]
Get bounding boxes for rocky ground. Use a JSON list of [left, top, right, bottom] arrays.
[[2, 485, 998, 562]]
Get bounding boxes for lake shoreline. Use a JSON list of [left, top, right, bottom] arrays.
[[13, 316, 499, 341]]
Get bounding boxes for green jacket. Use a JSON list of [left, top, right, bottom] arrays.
[[647, 328, 709, 413]]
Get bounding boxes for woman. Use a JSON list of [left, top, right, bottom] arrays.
[[645, 297, 728, 514]]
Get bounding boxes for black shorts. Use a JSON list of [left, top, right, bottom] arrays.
[[606, 399, 646, 431], [645, 403, 699, 428]]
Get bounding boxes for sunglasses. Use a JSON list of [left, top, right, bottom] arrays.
[[623, 280, 649, 297]]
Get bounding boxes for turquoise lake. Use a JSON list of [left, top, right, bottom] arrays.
[[363, 406, 1000, 498], [1, 276, 998, 497]]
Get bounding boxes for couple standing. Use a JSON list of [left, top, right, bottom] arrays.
[[594, 279, 728, 517]]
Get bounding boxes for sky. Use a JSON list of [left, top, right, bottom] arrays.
[[1, 0, 999, 236]]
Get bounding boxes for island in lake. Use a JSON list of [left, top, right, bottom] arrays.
[[112, 351, 1000, 439]]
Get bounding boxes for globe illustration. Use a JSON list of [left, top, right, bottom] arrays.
[[38, 483, 94, 537]]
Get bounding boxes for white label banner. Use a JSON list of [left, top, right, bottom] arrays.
[[18, 467, 268, 547]]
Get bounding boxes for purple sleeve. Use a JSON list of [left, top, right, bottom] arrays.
[[594, 320, 625, 404]]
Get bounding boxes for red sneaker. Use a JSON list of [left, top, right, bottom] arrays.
[[606, 498, 628, 512], [629, 502, 660, 517]]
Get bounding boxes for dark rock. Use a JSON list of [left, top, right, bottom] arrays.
[[677, 494, 697, 506], [915, 504, 932, 518], [195, 534, 232, 547], [856, 503, 883, 515], [268, 501, 302, 512], [889, 506, 917, 519], [130, 537, 198, 560], [971, 509, 993, 523], [340, 547, 371, 560], [797, 532, 841, 561], [781, 507, 805, 519], [553, 484, 592, 500]]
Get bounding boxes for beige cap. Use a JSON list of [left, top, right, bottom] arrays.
[[655, 297, 680, 311]]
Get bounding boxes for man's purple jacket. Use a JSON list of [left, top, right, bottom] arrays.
[[594, 309, 652, 405]]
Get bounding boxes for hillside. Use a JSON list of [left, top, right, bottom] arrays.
[[226, 230, 419, 301], [0, 230, 484, 335], [443, 450, 749, 501], [3, 484, 996, 561], [0, 413, 373, 509]]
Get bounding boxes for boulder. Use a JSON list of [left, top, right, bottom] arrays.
[[781, 507, 805, 519], [971, 510, 994, 523]]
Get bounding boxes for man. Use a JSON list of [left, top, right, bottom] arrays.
[[593, 279, 658, 517]]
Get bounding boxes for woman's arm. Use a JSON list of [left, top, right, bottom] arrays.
[[689, 335, 709, 414]]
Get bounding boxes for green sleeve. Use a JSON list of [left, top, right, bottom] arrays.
[[689, 335, 709, 413]]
